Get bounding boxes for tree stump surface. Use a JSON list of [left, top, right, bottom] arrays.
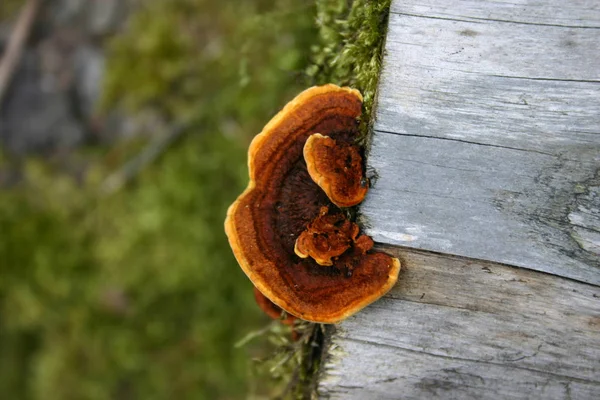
[[318, 1, 600, 398]]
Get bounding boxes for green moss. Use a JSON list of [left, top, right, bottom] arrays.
[[310, 0, 392, 142], [102, 0, 317, 128]]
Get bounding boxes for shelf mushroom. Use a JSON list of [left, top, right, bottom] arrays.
[[253, 287, 296, 326], [225, 84, 400, 323], [303, 133, 368, 207], [294, 206, 360, 266]]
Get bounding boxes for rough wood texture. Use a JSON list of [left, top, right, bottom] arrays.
[[319, 247, 600, 399], [359, 0, 600, 285], [319, 0, 600, 398]]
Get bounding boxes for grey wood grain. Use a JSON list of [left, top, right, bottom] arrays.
[[360, 0, 600, 285], [390, 0, 600, 28], [318, 247, 600, 399]]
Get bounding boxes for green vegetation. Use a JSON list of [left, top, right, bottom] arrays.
[[310, 0, 392, 139], [0, 0, 391, 398], [0, 0, 23, 19]]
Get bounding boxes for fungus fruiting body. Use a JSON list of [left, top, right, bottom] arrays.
[[225, 84, 400, 323], [253, 287, 296, 326], [304, 133, 368, 207], [294, 206, 359, 266]]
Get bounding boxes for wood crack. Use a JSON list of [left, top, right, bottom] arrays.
[[392, 63, 600, 84], [374, 129, 556, 157], [390, 11, 600, 29], [372, 245, 600, 289], [487, 74, 600, 84], [341, 337, 600, 386]]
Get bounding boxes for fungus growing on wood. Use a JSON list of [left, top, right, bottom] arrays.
[[294, 206, 360, 266], [304, 133, 368, 207], [253, 287, 296, 326], [225, 84, 401, 323]]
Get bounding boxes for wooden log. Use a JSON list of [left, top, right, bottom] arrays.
[[319, 0, 600, 398], [319, 247, 600, 399], [362, 1, 600, 285]]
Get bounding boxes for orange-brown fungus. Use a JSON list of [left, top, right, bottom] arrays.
[[253, 287, 296, 326], [294, 206, 359, 266], [304, 133, 368, 207], [225, 84, 401, 323]]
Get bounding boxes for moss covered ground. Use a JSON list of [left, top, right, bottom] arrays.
[[0, 0, 390, 398]]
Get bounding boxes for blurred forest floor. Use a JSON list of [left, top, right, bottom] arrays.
[[0, 0, 390, 399]]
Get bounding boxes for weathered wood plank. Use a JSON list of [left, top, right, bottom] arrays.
[[390, 0, 600, 28], [318, 247, 600, 399], [360, 0, 600, 285], [361, 133, 599, 284]]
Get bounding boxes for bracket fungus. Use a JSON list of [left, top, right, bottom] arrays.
[[225, 84, 400, 323], [294, 206, 360, 266], [253, 287, 296, 326], [304, 133, 368, 207]]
